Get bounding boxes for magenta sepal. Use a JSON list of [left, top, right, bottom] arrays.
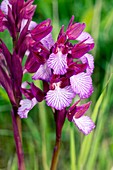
[[25, 51, 41, 73], [67, 101, 91, 121], [67, 101, 95, 135], [57, 25, 65, 40], [18, 36, 30, 60], [30, 19, 52, 42], [67, 15, 75, 29], [54, 109, 66, 140], [20, 82, 44, 102], [30, 83, 44, 102], [20, 0, 36, 19], [10, 0, 36, 30], [11, 53, 23, 101], [21, 88, 34, 100], [0, 10, 5, 32], [16, 19, 30, 51], [66, 19, 85, 40], [71, 42, 91, 59], [66, 62, 87, 77], [0, 39, 12, 74], [67, 100, 80, 121], [6, 5, 17, 39], [0, 65, 16, 105]]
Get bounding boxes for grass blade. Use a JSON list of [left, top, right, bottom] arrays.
[[70, 124, 76, 170]]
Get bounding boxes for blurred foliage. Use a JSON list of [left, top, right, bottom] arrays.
[[0, 0, 113, 169]]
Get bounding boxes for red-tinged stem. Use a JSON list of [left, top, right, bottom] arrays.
[[16, 114, 22, 142], [50, 138, 61, 170], [50, 109, 66, 170], [11, 108, 26, 170]]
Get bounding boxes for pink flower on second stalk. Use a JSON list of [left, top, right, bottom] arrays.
[[46, 81, 75, 110], [45, 16, 94, 104], [45, 16, 94, 134], [67, 101, 95, 135], [18, 14, 95, 135]]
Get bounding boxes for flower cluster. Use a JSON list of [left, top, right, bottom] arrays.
[[0, 0, 95, 135]]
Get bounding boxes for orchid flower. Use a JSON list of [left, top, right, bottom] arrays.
[[67, 101, 95, 135], [21, 15, 95, 136]]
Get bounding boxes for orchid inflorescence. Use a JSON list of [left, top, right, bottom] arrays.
[[0, 0, 95, 169], [0, 0, 95, 137]]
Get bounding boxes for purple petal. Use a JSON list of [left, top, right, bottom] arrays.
[[46, 85, 75, 110], [77, 32, 94, 44], [18, 98, 38, 118], [47, 51, 68, 75], [70, 72, 93, 99], [80, 53, 94, 75], [72, 116, 95, 135], [41, 33, 54, 50], [32, 63, 52, 82]]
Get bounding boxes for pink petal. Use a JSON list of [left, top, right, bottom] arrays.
[[32, 63, 52, 82], [18, 98, 37, 118], [72, 116, 95, 135], [70, 72, 93, 99], [1, 0, 12, 15], [80, 53, 94, 75], [46, 85, 75, 110], [21, 81, 28, 88], [47, 51, 68, 75], [20, 19, 37, 32], [77, 32, 94, 44], [28, 21, 37, 30], [41, 33, 54, 50]]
